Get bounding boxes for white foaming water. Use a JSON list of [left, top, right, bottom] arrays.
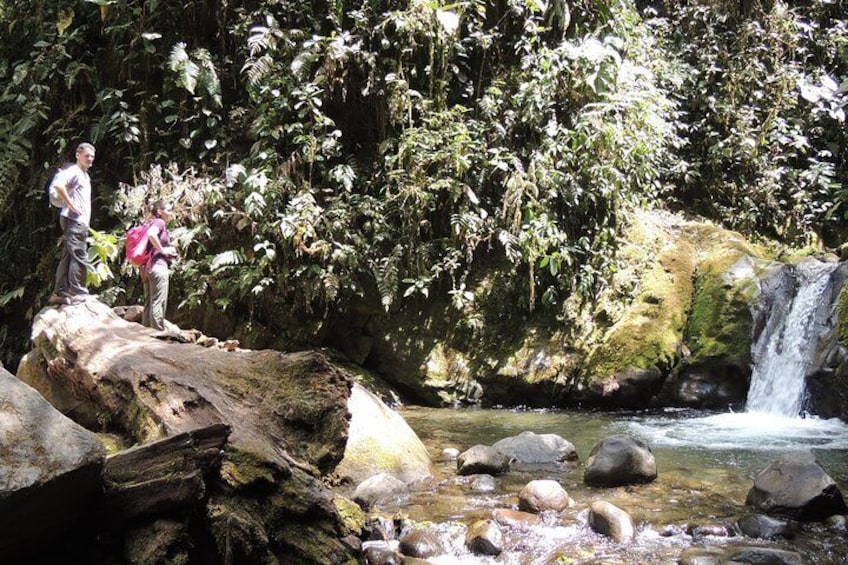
[[624, 411, 848, 451], [746, 260, 840, 417]]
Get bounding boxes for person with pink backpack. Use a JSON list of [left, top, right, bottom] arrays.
[[139, 199, 177, 330]]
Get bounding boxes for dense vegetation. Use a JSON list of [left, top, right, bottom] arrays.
[[0, 0, 845, 369]]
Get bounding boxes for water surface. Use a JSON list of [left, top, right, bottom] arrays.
[[396, 407, 848, 564]]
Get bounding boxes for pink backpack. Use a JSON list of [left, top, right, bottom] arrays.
[[125, 220, 153, 266]]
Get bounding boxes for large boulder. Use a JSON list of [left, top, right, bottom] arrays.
[[27, 300, 360, 563], [0, 366, 105, 557], [491, 431, 577, 464], [746, 451, 847, 521], [583, 435, 657, 487], [335, 383, 432, 486]]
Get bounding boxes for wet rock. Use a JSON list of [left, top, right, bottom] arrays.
[[365, 515, 398, 541], [492, 508, 541, 529], [0, 367, 106, 558], [583, 435, 657, 487], [723, 545, 807, 564], [745, 451, 847, 521], [456, 445, 510, 476], [353, 473, 409, 510], [363, 540, 402, 565], [659, 523, 687, 537], [691, 523, 734, 540], [518, 479, 570, 513], [469, 474, 497, 492], [465, 519, 503, 556], [337, 384, 432, 486], [826, 514, 847, 530], [491, 431, 578, 463], [588, 501, 634, 543], [737, 513, 795, 540], [398, 529, 444, 559]]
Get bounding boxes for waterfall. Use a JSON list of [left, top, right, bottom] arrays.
[[746, 260, 841, 417]]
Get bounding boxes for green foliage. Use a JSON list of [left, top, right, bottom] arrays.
[[662, 0, 847, 243], [0, 0, 846, 367]]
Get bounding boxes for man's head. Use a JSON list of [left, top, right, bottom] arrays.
[[76, 142, 96, 172], [151, 199, 173, 221]]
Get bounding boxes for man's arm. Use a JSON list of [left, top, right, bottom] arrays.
[[53, 179, 81, 216]]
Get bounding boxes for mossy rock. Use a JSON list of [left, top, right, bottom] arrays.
[[582, 238, 696, 406]]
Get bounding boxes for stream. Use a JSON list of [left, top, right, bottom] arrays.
[[394, 406, 848, 564]]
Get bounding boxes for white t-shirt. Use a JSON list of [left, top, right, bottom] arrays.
[[56, 164, 92, 227]]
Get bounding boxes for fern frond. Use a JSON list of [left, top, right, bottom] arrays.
[[210, 249, 246, 271]]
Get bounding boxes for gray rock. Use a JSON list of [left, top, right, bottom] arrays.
[[745, 451, 847, 521], [398, 529, 444, 558], [353, 473, 408, 510], [491, 431, 577, 464], [737, 514, 795, 540], [0, 367, 106, 557], [362, 540, 402, 565], [588, 500, 634, 543], [468, 474, 497, 492], [456, 445, 510, 476], [584, 435, 657, 487], [518, 479, 570, 513]]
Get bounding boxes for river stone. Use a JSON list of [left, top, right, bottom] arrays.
[[737, 513, 795, 540], [362, 540, 402, 565], [469, 474, 497, 492], [583, 435, 657, 487], [518, 479, 570, 513], [745, 451, 847, 521], [492, 508, 541, 529], [491, 431, 578, 464], [353, 473, 408, 510], [456, 445, 510, 476], [0, 367, 106, 557], [398, 528, 444, 558], [691, 523, 734, 539], [722, 545, 807, 565], [465, 519, 503, 556], [336, 383, 432, 485], [826, 514, 847, 530], [588, 501, 634, 543]]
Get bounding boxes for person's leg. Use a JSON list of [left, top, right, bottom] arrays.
[[147, 264, 169, 330], [52, 216, 71, 296], [142, 274, 151, 327], [65, 219, 89, 296]]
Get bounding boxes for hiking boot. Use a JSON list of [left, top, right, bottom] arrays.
[[48, 294, 70, 305]]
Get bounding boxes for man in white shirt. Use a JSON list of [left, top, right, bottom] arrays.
[[49, 142, 96, 305]]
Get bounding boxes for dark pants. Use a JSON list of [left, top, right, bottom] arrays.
[[53, 216, 88, 296]]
